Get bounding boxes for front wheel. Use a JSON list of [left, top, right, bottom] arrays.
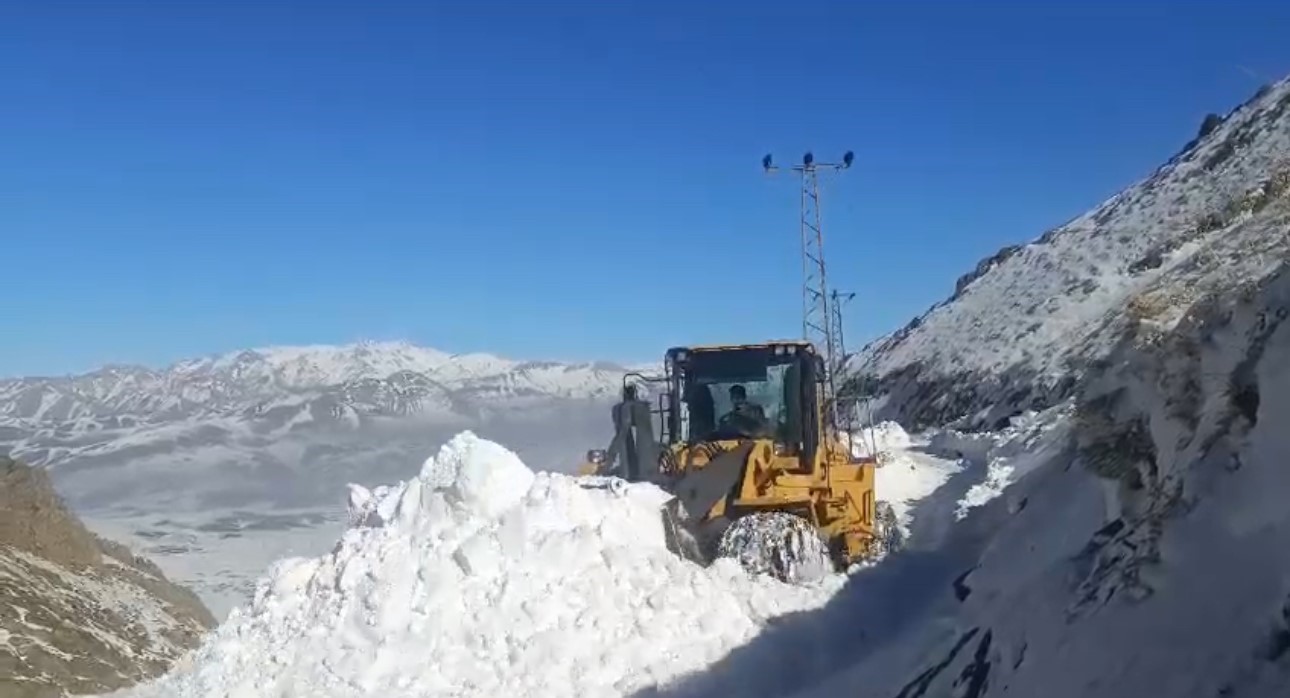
[[874, 500, 904, 555], [716, 511, 834, 584]]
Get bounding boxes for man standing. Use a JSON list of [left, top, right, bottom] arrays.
[[602, 383, 660, 482]]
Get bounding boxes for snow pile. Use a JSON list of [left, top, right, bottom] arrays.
[[850, 419, 914, 459], [108, 432, 843, 698]]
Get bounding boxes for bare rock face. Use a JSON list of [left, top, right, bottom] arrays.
[[0, 458, 103, 567], [0, 456, 215, 697]]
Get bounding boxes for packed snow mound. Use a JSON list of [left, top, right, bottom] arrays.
[[108, 432, 843, 698], [850, 419, 914, 458]]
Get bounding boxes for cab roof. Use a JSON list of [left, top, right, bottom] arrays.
[[664, 340, 817, 355]]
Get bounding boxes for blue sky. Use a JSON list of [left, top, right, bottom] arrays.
[[2, 1, 1288, 377]]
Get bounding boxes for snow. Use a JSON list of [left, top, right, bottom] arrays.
[[108, 432, 844, 698], [853, 421, 964, 541], [649, 266, 1290, 698], [927, 405, 1076, 520], [86, 508, 349, 620], [177, 340, 623, 400], [850, 419, 914, 458], [21, 77, 1290, 698], [857, 76, 1290, 429], [92, 317, 1290, 698], [0, 340, 628, 449]]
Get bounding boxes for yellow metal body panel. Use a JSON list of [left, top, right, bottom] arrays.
[[664, 432, 879, 566], [584, 339, 882, 566]]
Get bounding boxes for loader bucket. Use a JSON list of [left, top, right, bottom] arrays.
[[660, 498, 712, 566]]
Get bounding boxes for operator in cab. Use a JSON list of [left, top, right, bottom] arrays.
[[719, 384, 769, 435]]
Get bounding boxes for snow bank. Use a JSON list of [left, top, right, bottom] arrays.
[[944, 406, 1076, 520], [860, 410, 1071, 545], [850, 419, 913, 459], [871, 443, 962, 543], [109, 432, 842, 698]]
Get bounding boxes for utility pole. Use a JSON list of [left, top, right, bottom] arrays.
[[831, 289, 858, 430], [830, 290, 851, 381], [762, 150, 854, 432]]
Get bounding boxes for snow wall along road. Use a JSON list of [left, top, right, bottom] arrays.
[[107, 431, 844, 698]]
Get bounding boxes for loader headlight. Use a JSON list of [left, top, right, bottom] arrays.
[[773, 442, 790, 456], [586, 449, 607, 465]]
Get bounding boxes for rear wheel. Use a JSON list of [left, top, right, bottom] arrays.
[[716, 511, 834, 584]]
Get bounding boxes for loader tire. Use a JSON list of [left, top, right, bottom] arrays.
[[875, 500, 904, 555], [716, 511, 833, 584]]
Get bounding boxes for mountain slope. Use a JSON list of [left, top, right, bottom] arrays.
[[0, 456, 214, 697], [853, 77, 1290, 432], [765, 260, 1290, 698]]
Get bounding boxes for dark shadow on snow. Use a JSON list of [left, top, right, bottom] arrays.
[[631, 444, 1074, 698]]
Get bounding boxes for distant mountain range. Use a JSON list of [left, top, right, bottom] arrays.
[[0, 340, 633, 470], [0, 341, 638, 616]]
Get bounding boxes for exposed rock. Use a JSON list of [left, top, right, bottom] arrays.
[[851, 77, 1290, 432], [0, 456, 214, 697]]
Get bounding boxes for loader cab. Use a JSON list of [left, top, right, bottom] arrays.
[[662, 342, 824, 464]]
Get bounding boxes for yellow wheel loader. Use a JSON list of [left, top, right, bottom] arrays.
[[580, 340, 893, 582]]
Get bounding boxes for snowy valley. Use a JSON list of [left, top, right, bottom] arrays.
[[0, 343, 634, 617], [4, 75, 1290, 698]]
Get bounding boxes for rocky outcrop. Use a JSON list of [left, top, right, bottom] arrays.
[[852, 77, 1290, 432], [0, 457, 214, 697], [1069, 261, 1290, 627]]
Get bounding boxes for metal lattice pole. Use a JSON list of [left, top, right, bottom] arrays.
[[764, 151, 854, 433], [831, 289, 857, 429], [831, 290, 855, 375]]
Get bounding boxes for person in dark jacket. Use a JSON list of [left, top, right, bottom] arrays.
[[719, 384, 769, 434], [602, 384, 660, 482]]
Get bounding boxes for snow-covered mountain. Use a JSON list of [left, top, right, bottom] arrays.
[[853, 77, 1290, 432], [0, 340, 631, 501], [0, 341, 636, 617], [1, 340, 627, 448]]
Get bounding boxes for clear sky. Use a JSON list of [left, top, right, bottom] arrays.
[[2, 1, 1288, 377]]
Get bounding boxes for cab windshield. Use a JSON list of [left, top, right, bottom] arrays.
[[677, 349, 796, 442]]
